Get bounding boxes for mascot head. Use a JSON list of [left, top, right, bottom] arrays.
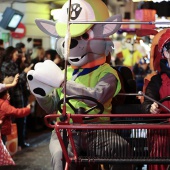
[[35, 0, 122, 68]]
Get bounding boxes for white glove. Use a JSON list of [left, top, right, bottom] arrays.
[[27, 70, 54, 98], [27, 60, 64, 98], [34, 60, 64, 87]]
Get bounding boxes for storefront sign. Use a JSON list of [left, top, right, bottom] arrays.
[[10, 23, 26, 39]]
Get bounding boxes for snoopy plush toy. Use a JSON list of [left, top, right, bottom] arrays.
[[26, 0, 133, 170]]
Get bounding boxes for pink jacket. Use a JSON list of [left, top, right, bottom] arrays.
[[0, 99, 30, 135]]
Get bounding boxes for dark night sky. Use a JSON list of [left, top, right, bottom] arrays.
[[140, 1, 170, 17]]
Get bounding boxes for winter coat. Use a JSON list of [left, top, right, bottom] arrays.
[[141, 59, 170, 113], [0, 99, 30, 135], [1, 60, 28, 108], [141, 59, 170, 170]]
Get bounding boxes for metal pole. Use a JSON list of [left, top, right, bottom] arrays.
[[63, 0, 71, 116], [69, 21, 170, 25], [118, 91, 170, 112]]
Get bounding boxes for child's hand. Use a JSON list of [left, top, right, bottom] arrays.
[[0, 119, 3, 128], [12, 74, 19, 86], [3, 76, 14, 84], [26, 104, 31, 109], [150, 102, 161, 114], [7, 93, 10, 101], [24, 64, 34, 74]]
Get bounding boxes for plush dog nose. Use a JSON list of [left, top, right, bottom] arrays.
[[63, 39, 78, 49]]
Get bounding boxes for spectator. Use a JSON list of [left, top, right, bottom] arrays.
[[30, 46, 45, 68], [0, 46, 5, 70], [45, 49, 65, 70], [0, 39, 4, 48], [16, 42, 31, 65], [0, 74, 19, 92], [17, 44, 34, 134], [116, 34, 143, 69], [142, 29, 170, 170], [16, 43, 32, 106], [0, 89, 31, 145], [0, 46, 32, 149], [0, 47, 5, 56], [133, 57, 151, 91], [29, 46, 46, 131]]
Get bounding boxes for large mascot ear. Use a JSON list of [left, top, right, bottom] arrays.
[[35, 19, 59, 38], [93, 14, 122, 37]]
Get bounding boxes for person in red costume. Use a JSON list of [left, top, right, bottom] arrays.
[[142, 29, 170, 170]]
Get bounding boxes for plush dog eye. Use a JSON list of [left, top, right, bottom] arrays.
[[81, 33, 89, 40], [27, 75, 33, 81], [81, 29, 94, 40]]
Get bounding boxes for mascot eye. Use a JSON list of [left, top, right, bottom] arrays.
[[82, 33, 89, 40], [81, 29, 94, 40]]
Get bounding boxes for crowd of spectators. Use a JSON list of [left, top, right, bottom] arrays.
[[0, 39, 65, 157]]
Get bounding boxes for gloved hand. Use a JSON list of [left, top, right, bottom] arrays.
[[27, 60, 64, 98]]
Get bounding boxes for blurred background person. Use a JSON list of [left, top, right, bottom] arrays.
[[0, 46, 32, 150], [0, 39, 5, 70], [133, 57, 151, 92], [16, 43, 34, 137], [115, 34, 144, 69], [16, 42, 33, 108], [16, 42, 31, 65], [45, 49, 64, 70], [0, 39, 4, 49], [29, 46, 47, 131], [30, 46, 45, 68], [0, 47, 5, 57], [0, 89, 31, 145], [0, 47, 5, 69], [0, 74, 19, 93]]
